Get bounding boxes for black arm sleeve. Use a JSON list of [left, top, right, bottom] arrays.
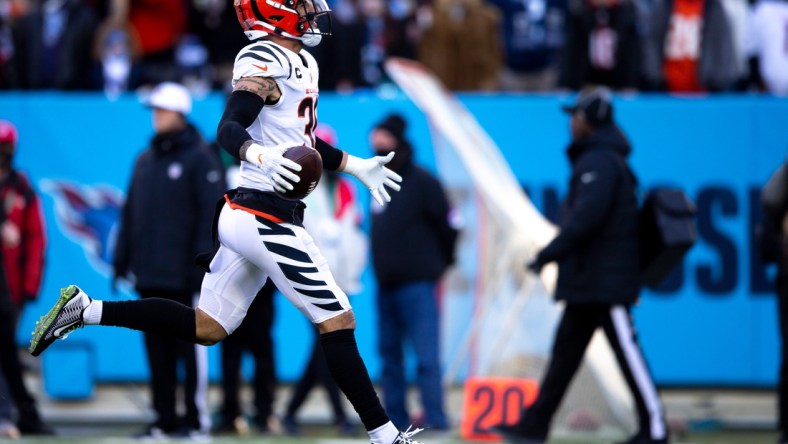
[[315, 136, 344, 171], [216, 90, 265, 159]]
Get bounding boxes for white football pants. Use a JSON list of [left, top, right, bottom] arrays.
[[198, 203, 351, 334]]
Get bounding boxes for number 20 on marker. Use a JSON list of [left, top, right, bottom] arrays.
[[460, 377, 539, 441]]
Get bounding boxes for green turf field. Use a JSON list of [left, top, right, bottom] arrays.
[[8, 426, 779, 444]]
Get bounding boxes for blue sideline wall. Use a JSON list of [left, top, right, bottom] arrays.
[[2, 92, 785, 395]]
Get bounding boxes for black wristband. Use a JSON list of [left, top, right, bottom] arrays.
[[315, 136, 344, 171], [238, 140, 255, 162]]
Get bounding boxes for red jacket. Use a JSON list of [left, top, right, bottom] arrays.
[[0, 171, 46, 306]]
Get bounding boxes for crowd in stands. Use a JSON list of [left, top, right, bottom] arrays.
[[0, 0, 786, 95]]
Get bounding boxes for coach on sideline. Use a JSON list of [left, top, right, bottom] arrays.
[[112, 82, 225, 439], [491, 87, 669, 444]]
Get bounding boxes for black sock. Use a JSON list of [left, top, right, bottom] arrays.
[[320, 329, 389, 431], [100, 299, 197, 343]]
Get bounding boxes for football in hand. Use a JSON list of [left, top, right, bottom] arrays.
[[277, 145, 323, 200]]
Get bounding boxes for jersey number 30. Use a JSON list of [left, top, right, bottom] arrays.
[[298, 97, 318, 147]]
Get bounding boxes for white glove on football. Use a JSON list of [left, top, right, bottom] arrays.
[[343, 152, 402, 206], [244, 142, 302, 193]]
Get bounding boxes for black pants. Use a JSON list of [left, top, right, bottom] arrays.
[[519, 303, 667, 441], [284, 327, 347, 424], [0, 306, 42, 428], [778, 273, 788, 436], [219, 281, 276, 428], [139, 289, 207, 432]]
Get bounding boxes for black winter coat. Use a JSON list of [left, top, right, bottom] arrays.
[[537, 124, 640, 305], [371, 161, 458, 290], [10, 0, 99, 90], [113, 125, 225, 294]]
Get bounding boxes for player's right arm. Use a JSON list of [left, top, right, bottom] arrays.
[[216, 76, 278, 161], [216, 76, 300, 192]]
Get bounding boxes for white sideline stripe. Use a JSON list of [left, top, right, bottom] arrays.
[[194, 295, 211, 433], [610, 306, 667, 440]]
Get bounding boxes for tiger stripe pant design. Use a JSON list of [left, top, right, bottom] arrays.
[[198, 203, 351, 334]]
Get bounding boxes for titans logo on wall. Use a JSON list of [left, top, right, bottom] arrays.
[[41, 180, 123, 274]]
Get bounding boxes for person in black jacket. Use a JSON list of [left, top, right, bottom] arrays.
[[491, 88, 668, 444], [113, 82, 224, 439], [370, 113, 459, 432], [558, 0, 640, 91]]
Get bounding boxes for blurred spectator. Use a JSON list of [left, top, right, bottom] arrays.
[[187, 0, 248, 91], [0, 120, 46, 335], [311, 0, 420, 91], [0, 0, 28, 88], [112, 83, 223, 439], [95, 0, 187, 90], [417, 0, 503, 91], [281, 124, 367, 436], [745, 0, 788, 95], [173, 34, 212, 95], [9, 0, 99, 89], [558, 0, 641, 91], [369, 114, 459, 431], [488, 0, 567, 91], [215, 281, 277, 435], [0, 119, 52, 436], [758, 156, 788, 443], [307, 0, 367, 90], [362, 0, 422, 85], [97, 26, 132, 97], [0, 118, 46, 436], [719, 0, 749, 88], [641, 0, 737, 92]]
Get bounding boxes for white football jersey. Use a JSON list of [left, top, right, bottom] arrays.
[[232, 40, 320, 192]]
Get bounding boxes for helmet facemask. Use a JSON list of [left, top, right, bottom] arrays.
[[296, 0, 332, 46]]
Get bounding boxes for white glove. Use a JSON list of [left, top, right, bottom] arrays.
[[245, 142, 301, 193], [343, 152, 402, 206]]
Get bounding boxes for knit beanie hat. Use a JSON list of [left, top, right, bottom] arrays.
[[374, 114, 407, 143]]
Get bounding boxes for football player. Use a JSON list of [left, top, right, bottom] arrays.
[[29, 1, 420, 443]]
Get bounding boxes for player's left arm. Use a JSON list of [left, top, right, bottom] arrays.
[[315, 137, 402, 206], [315, 136, 345, 171]]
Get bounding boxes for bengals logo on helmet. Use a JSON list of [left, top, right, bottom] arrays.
[[234, 0, 332, 42]]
